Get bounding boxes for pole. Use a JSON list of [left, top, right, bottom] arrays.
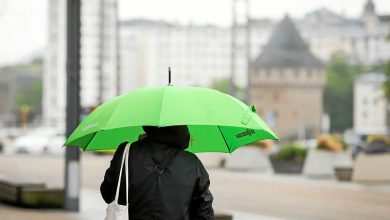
[[245, 0, 251, 104], [115, 0, 121, 96], [229, 0, 237, 97], [65, 0, 81, 211], [97, 0, 105, 103]]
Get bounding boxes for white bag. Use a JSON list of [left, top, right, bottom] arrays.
[[104, 144, 130, 220]]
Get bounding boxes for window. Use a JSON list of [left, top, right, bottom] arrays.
[[373, 98, 378, 105]]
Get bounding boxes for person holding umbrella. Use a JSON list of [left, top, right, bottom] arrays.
[[64, 85, 278, 219], [100, 125, 214, 219]]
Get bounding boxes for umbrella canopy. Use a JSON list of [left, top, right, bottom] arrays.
[[64, 86, 278, 153]]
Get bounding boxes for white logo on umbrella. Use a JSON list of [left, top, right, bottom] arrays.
[[83, 122, 99, 131]]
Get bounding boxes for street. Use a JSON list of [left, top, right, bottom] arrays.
[[0, 154, 390, 220]]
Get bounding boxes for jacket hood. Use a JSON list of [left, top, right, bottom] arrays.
[[142, 125, 190, 150]]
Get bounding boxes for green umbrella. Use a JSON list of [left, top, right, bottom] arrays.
[[64, 86, 278, 153]]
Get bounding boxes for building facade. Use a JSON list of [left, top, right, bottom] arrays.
[[43, 0, 389, 131], [119, 0, 389, 94], [354, 73, 388, 135], [299, 1, 390, 65], [119, 19, 275, 92], [43, 0, 118, 129], [119, 20, 233, 91], [250, 16, 327, 140]]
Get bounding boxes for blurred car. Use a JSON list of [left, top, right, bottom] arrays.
[[12, 127, 65, 155], [297, 139, 317, 149]]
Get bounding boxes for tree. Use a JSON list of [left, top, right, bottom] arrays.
[[382, 32, 390, 118], [210, 78, 230, 94], [210, 78, 245, 98], [383, 60, 390, 98], [15, 79, 42, 109], [324, 52, 362, 132]]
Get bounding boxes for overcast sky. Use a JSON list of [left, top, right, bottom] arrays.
[[0, 0, 389, 66], [118, 0, 390, 25]]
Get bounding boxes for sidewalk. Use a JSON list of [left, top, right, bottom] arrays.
[[0, 188, 281, 220], [0, 188, 105, 220], [1, 154, 390, 219]]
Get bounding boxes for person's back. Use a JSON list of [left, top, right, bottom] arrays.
[[100, 125, 214, 220]]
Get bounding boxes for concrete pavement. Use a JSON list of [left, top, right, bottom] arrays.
[[0, 154, 390, 220]]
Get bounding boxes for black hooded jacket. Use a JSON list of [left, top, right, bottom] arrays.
[[100, 126, 214, 220]]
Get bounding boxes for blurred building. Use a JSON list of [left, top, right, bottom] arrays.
[[43, 0, 389, 131], [354, 73, 388, 135], [119, 19, 275, 91], [299, 0, 390, 65], [119, 20, 245, 91], [119, 0, 389, 93], [250, 16, 326, 140], [43, 0, 119, 128]]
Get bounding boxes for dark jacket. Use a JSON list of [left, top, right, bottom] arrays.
[[100, 126, 214, 220]]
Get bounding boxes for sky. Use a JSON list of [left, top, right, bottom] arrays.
[[0, 0, 389, 66], [118, 0, 390, 25]]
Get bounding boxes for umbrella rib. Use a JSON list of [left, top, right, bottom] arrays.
[[191, 91, 223, 125], [100, 96, 123, 130], [158, 87, 168, 126], [218, 126, 231, 153], [83, 132, 98, 151]]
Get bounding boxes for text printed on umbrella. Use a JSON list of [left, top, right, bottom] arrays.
[[235, 129, 255, 138]]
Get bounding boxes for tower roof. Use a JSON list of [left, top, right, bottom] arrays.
[[363, 0, 376, 16], [252, 15, 323, 70]]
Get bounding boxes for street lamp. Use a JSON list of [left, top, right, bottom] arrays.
[[65, 0, 81, 211]]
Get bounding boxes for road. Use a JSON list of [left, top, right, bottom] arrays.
[[0, 154, 390, 220]]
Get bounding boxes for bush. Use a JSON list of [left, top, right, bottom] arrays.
[[365, 135, 390, 154], [251, 140, 273, 149], [270, 144, 307, 162], [366, 135, 390, 146], [316, 134, 348, 152]]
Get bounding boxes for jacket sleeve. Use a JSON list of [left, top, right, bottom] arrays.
[[100, 142, 126, 204], [191, 158, 214, 220]]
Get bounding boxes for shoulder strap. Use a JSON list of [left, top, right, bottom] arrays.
[[125, 143, 129, 204], [153, 148, 180, 175], [114, 144, 129, 202]]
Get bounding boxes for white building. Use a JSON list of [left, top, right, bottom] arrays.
[[43, 0, 118, 128], [354, 73, 388, 135], [300, 2, 390, 65], [119, 19, 275, 92], [43, 0, 389, 128], [120, 20, 232, 90], [119, 0, 390, 92]]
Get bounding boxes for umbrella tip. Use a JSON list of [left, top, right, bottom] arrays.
[[168, 67, 171, 86]]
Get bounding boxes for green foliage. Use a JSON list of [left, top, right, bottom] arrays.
[[270, 143, 307, 162], [316, 134, 348, 152], [324, 52, 365, 132], [383, 60, 390, 98], [0, 62, 42, 73], [15, 80, 42, 109], [211, 78, 230, 93], [0, 58, 44, 111], [366, 135, 390, 147], [210, 78, 245, 94]]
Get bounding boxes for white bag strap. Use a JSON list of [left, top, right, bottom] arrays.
[[125, 143, 129, 204], [114, 144, 129, 202]]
